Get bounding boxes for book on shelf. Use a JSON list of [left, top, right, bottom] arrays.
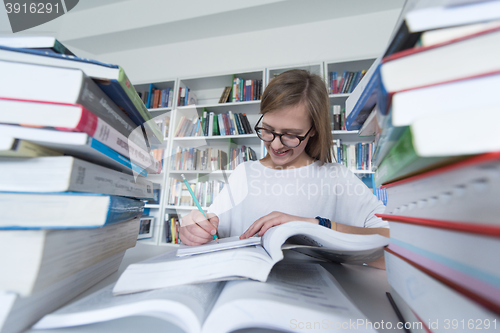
[[0, 218, 139, 297], [172, 147, 228, 172], [0, 97, 160, 173], [0, 124, 149, 177], [144, 182, 161, 205], [374, 101, 500, 186], [331, 105, 341, 130], [167, 178, 225, 208], [218, 86, 232, 103], [385, 249, 500, 330], [0, 46, 163, 144], [228, 145, 258, 170], [164, 213, 180, 244], [112, 221, 388, 294], [231, 78, 262, 102], [336, 70, 365, 94], [34, 262, 378, 333], [0, 251, 126, 333], [335, 141, 373, 172], [0, 192, 144, 228], [0, 36, 75, 55], [0, 156, 154, 199], [153, 116, 170, 139], [178, 86, 193, 106], [0, 137, 61, 157], [0, 60, 147, 149], [0, 44, 163, 145]]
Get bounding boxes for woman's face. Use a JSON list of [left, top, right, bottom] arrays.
[[261, 103, 314, 169]]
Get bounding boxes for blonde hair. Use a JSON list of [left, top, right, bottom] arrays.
[[260, 69, 333, 164]]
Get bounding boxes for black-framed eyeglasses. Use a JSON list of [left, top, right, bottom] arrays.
[[253, 115, 313, 148]]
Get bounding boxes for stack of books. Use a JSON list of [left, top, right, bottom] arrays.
[[0, 37, 161, 333], [356, 1, 500, 330]]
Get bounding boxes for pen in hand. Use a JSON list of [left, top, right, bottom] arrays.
[[181, 174, 219, 243]]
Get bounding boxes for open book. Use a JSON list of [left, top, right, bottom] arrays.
[[33, 262, 377, 333], [113, 221, 389, 295]]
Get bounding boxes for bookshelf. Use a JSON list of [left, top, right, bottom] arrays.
[[138, 60, 378, 246]]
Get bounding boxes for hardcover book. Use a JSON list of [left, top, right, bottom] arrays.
[[0, 45, 163, 144], [0, 192, 144, 228]]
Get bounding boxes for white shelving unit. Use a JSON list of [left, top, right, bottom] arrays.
[[135, 60, 377, 246]]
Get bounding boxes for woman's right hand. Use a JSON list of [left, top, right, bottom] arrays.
[[179, 210, 219, 246]]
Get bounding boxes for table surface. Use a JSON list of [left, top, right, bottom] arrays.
[[26, 242, 405, 333]]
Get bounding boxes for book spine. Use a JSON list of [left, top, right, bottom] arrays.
[[208, 112, 214, 137], [234, 113, 244, 134], [218, 113, 226, 136], [241, 113, 253, 134], [77, 77, 146, 148], [64, 158, 154, 199], [88, 138, 147, 177], [73, 106, 155, 170]]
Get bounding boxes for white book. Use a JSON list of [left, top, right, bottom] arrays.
[[0, 124, 148, 177], [0, 219, 139, 296], [1, 252, 125, 333], [112, 221, 388, 295], [207, 112, 214, 137], [0, 192, 144, 228], [0, 136, 61, 157], [385, 251, 500, 333], [382, 152, 500, 224], [34, 262, 377, 333], [0, 156, 154, 199]]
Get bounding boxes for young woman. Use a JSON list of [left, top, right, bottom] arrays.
[[179, 69, 389, 255]]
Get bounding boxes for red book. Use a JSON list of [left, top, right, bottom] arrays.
[[0, 97, 159, 173]]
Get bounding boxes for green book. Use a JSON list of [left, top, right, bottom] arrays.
[[213, 113, 220, 136], [374, 127, 460, 186]]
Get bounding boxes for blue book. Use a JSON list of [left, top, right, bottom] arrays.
[[0, 124, 148, 177], [0, 192, 144, 229], [146, 83, 155, 109], [345, 66, 380, 131], [0, 45, 163, 144]]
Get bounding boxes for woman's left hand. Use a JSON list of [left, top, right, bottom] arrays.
[[240, 211, 317, 239]]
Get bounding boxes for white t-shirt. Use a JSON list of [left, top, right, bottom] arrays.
[[208, 160, 388, 237]]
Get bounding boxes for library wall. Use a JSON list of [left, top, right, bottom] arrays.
[[99, 9, 401, 83]]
